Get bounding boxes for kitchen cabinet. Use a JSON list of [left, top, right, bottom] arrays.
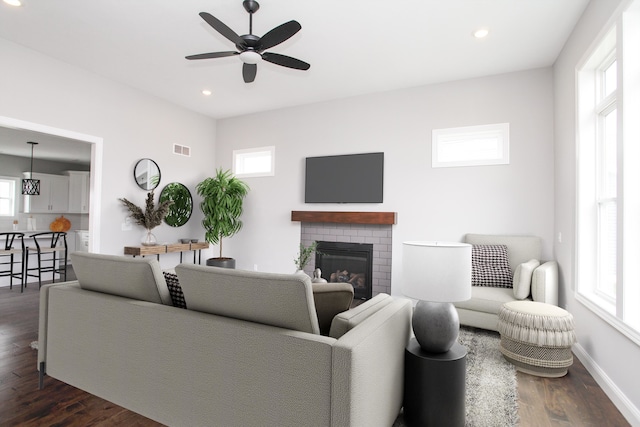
[[66, 232, 76, 261], [75, 230, 89, 253], [22, 172, 70, 213], [65, 171, 90, 213]]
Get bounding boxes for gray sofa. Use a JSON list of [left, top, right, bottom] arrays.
[[38, 252, 412, 427], [453, 234, 558, 331]]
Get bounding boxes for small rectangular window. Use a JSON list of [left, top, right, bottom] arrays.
[[233, 146, 275, 178], [0, 177, 17, 217], [432, 123, 509, 168]]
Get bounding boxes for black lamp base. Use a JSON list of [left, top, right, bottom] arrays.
[[412, 300, 460, 353]]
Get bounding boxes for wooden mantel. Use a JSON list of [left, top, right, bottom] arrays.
[[291, 211, 397, 225]]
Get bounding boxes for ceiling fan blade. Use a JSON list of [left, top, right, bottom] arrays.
[[262, 52, 310, 70], [199, 12, 245, 47], [259, 20, 302, 50], [243, 63, 257, 83], [186, 51, 239, 60]]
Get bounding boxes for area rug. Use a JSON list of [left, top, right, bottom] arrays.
[[394, 327, 519, 427]]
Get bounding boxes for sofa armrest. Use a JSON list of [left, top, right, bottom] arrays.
[[312, 283, 354, 335], [38, 281, 81, 368], [531, 261, 558, 305], [329, 293, 392, 338], [331, 298, 412, 427]]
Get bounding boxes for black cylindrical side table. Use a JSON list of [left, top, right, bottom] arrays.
[[403, 338, 466, 427]]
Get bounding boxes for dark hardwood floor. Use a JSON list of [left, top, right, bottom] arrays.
[[0, 283, 631, 426]]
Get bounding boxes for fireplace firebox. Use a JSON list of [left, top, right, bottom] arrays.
[[315, 241, 373, 300]]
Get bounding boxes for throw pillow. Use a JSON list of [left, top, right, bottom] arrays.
[[512, 259, 541, 299], [163, 271, 187, 309], [471, 244, 513, 288]]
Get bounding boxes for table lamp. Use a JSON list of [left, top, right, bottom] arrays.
[[402, 241, 472, 353]]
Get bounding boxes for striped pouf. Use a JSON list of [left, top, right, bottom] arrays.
[[497, 301, 576, 378]]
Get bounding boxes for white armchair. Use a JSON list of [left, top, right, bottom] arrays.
[[453, 234, 558, 331]]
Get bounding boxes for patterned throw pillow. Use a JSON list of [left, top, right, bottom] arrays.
[[163, 272, 187, 309], [471, 244, 513, 288]]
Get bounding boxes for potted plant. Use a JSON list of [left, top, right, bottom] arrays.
[[295, 241, 327, 282], [119, 191, 173, 246], [294, 241, 320, 273], [196, 168, 249, 268]]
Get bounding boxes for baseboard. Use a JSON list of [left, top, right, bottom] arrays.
[[573, 344, 640, 426]]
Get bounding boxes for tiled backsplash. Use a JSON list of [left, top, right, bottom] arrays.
[[300, 222, 392, 296]]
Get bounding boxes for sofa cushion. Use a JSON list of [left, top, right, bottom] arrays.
[[312, 283, 354, 336], [70, 252, 172, 305], [454, 286, 520, 315], [329, 293, 392, 338], [512, 259, 540, 300], [163, 270, 187, 309], [176, 264, 320, 335], [471, 244, 513, 288]]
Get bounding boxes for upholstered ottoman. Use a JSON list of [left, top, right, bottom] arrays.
[[497, 301, 576, 377]]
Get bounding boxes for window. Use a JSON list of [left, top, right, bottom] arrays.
[[432, 123, 509, 168], [576, 0, 640, 342], [0, 177, 18, 217], [233, 146, 275, 178]]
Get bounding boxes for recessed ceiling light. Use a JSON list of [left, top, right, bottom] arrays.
[[474, 29, 489, 39], [202, 89, 212, 96], [3, 0, 23, 6]]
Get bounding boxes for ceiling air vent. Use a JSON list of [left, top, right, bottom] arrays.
[[173, 144, 191, 157]]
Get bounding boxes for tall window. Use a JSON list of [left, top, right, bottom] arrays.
[[0, 177, 17, 217], [577, 0, 640, 342], [596, 56, 617, 302]]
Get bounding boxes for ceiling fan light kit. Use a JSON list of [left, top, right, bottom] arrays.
[[239, 51, 261, 65], [186, 0, 310, 83]]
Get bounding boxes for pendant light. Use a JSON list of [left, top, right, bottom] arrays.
[[22, 141, 40, 196]]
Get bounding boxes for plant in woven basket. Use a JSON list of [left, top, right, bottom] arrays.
[[119, 191, 173, 245]]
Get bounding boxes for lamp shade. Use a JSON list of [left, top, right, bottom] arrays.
[[402, 241, 472, 302]]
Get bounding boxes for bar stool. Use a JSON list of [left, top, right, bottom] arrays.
[[0, 232, 26, 292], [25, 232, 68, 288]]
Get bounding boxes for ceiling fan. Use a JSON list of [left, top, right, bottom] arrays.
[[186, 0, 310, 83]]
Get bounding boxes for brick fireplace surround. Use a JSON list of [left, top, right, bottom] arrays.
[[292, 211, 396, 296]]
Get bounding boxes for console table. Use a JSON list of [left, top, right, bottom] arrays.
[[124, 242, 209, 264]]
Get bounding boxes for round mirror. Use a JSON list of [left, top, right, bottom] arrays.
[[159, 182, 193, 227], [134, 158, 161, 190]]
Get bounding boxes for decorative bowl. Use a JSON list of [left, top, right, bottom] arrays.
[[179, 238, 191, 244]]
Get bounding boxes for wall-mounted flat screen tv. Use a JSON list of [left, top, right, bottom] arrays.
[[305, 152, 384, 203]]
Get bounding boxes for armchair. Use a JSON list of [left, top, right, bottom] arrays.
[[453, 234, 558, 331]]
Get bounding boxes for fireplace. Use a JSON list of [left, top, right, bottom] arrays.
[[316, 241, 373, 300], [294, 211, 396, 297]]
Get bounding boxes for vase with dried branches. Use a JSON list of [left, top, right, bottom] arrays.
[[119, 191, 173, 246]]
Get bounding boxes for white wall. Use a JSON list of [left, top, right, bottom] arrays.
[[216, 68, 555, 295], [0, 38, 218, 268], [554, 0, 640, 423]]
